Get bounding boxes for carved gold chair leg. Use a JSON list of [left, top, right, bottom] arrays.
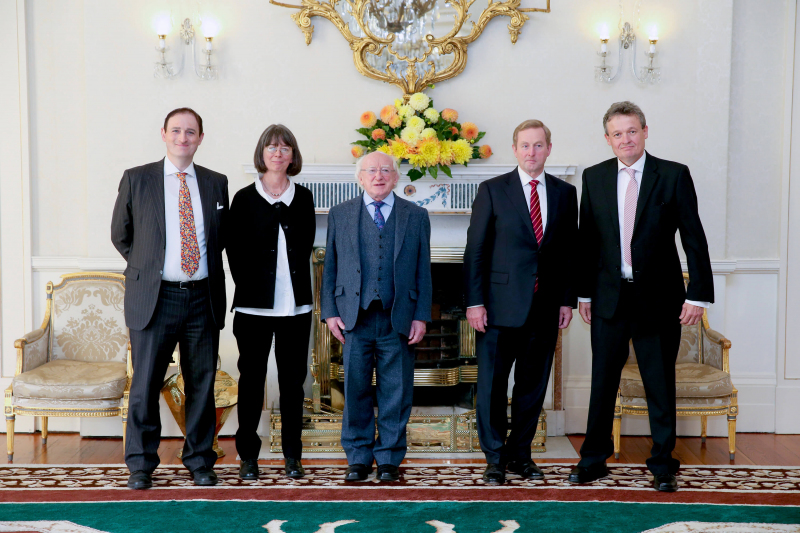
[[41, 416, 48, 444], [613, 415, 622, 459], [122, 419, 127, 456], [6, 415, 14, 463], [700, 415, 707, 443]]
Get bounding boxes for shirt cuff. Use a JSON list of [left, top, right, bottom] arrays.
[[685, 300, 710, 308], [467, 305, 484, 309], [577, 298, 592, 303]]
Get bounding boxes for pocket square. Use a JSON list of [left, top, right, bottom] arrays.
[[217, 202, 224, 210]]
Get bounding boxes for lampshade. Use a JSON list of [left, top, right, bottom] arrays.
[[153, 13, 173, 36], [201, 16, 220, 38]]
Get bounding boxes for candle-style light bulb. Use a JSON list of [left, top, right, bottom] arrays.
[[648, 25, 659, 53]]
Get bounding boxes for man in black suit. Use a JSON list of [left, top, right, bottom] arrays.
[[111, 108, 229, 489], [570, 101, 713, 492], [464, 120, 578, 485]]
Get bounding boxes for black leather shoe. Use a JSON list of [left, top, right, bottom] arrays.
[[285, 458, 305, 479], [127, 470, 153, 490], [482, 463, 506, 485], [191, 466, 218, 486], [239, 459, 260, 480], [568, 464, 608, 484], [377, 464, 400, 482], [344, 463, 372, 481], [653, 473, 678, 492], [507, 460, 544, 480]]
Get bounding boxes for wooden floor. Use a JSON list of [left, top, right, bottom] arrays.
[[6, 433, 800, 466]]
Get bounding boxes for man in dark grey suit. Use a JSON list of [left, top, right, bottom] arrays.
[[111, 108, 229, 489], [321, 151, 432, 482]]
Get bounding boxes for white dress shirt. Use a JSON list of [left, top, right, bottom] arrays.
[[364, 190, 395, 221], [235, 178, 313, 317], [518, 166, 548, 235], [162, 158, 208, 281], [577, 153, 709, 308]]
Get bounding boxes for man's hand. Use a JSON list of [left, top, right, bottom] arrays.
[[558, 306, 573, 329], [326, 317, 346, 344], [408, 320, 427, 345], [679, 303, 704, 326], [466, 306, 488, 333], [579, 302, 592, 325]]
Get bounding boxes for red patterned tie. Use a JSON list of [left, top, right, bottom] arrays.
[[623, 168, 638, 268], [177, 172, 200, 277], [529, 179, 543, 292]]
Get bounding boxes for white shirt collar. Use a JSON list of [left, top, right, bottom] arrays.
[[617, 152, 647, 175], [517, 166, 546, 188], [363, 191, 395, 207], [164, 157, 196, 178], [255, 176, 296, 205]]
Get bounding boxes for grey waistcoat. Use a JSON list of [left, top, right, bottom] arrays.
[[359, 202, 396, 310]]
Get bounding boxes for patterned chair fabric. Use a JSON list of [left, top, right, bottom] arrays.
[[12, 360, 128, 400]]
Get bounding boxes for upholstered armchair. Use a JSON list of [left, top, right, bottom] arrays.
[[613, 274, 737, 460], [5, 272, 130, 462]]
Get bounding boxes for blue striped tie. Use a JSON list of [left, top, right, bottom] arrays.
[[372, 200, 385, 230]]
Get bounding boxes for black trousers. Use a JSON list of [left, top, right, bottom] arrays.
[[233, 311, 312, 461], [126, 281, 219, 473], [476, 298, 560, 465], [578, 281, 682, 476]]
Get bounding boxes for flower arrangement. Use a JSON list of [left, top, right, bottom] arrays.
[[352, 92, 492, 181]]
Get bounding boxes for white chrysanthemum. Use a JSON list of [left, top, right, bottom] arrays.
[[423, 108, 440, 124], [398, 105, 414, 119], [408, 92, 431, 112], [400, 127, 421, 144], [406, 115, 426, 132], [421, 128, 437, 140]]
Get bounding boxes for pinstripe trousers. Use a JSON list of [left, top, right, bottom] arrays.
[[126, 282, 219, 473]]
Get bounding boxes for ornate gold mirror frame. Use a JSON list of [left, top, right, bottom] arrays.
[[269, 0, 550, 96]]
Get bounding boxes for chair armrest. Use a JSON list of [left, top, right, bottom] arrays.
[[703, 328, 731, 373], [13, 325, 50, 375]]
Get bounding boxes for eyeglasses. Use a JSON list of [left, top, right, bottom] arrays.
[[361, 167, 395, 176], [266, 146, 292, 155]]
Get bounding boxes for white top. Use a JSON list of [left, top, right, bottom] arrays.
[[518, 165, 548, 235], [363, 191, 395, 221], [235, 178, 313, 317], [578, 152, 709, 308], [162, 158, 208, 282]]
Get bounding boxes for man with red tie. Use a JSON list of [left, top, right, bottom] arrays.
[[111, 108, 229, 489], [463, 120, 578, 485], [570, 101, 713, 492]]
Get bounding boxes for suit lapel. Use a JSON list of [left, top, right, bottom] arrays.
[[195, 165, 214, 242], [502, 169, 538, 245], [602, 159, 621, 242], [349, 196, 362, 257], [145, 159, 166, 242], [541, 173, 560, 246], [393, 195, 410, 262], [634, 152, 659, 233]]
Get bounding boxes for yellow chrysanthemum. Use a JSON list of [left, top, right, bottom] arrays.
[[394, 99, 403, 110], [377, 144, 392, 155], [438, 140, 454, 165], [452, 139, 472, 165], [417, 138, 440, 167], [351, 146, 365, 158], [398, 105, 414, 120], [479, 144, 493, 159], [400, 127, 421, 144], [423, 108, 440, 123], [388, 115, 403, 129], [441, 108, 459, 122], [420, 128, 437, 140], [406, 116, 425, 132], [460, 122, 479, 141], [360, 111, 377, 128], [388, 139, 410, 160], [408, 153, 426, 167], [408, 92, 431, 112]]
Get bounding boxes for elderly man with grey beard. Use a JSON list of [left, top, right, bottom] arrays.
[[321, 151, 432, 483]]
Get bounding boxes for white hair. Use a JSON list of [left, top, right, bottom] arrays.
[[354, 151, 400, 180]]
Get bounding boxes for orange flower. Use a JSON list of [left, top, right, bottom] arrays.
[[380, 105, 397, 123], [371, 128, 386, 141], [461, 122, 479, 141], [479, 145, 493, 159], [360, 111, 377, 128], [351, 146, 365, 158], [388, 115, 403, 129], [450, 126, 459, 136], [441, 108, 459, 122]]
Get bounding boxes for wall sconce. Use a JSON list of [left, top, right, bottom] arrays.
[[153, 13, 219, 81], [595, 19, 660, 85]]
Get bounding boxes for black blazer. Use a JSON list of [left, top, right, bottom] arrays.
[[463, 169, 579, 328], [578, 152, 714, 320], [226, 182, 316, 311], [111, 159, 230, 331]]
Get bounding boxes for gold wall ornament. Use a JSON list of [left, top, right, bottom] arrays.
[[269, 0, 550, 97]]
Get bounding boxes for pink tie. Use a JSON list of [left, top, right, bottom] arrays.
[[623, 168, 638, 268], [529, 180, 543, 292], [177, 172, 200, 277]]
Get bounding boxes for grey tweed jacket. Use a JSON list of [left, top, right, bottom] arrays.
[[320, 194, 432, 336], [110, 158, 230, 331]]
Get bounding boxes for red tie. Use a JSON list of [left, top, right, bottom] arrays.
[[529, 179, 543, 292]]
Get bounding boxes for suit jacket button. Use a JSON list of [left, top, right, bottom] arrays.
[[159, 270, 163, 275], [356, 291, 359, 296]]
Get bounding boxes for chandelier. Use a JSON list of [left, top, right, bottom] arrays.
[[365, 0, 437, 34]]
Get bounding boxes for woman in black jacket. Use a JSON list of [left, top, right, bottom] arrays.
[[227, 124, 315, 480]]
